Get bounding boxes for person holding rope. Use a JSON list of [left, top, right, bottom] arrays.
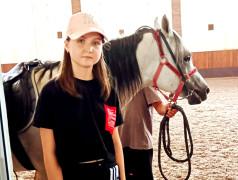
[[119, 87, 177, 180], [34, 12, 125, 180]]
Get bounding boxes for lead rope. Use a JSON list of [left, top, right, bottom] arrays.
[[158, 104, 193, 180]]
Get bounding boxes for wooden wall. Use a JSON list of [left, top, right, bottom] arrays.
[[1, 63, 17, 73], [192, 49, 238, 69], [192, 49, 238, 78], [2, 49, 238, 78]]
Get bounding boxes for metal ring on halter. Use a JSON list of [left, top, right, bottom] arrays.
[[169, 99, 177, 106], [176, 90, 194, 101]]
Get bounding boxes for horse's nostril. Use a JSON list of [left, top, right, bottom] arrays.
[[206, 87, 210, 94]]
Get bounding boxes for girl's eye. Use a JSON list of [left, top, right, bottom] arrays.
[[94, 41, 101, 46], [78, 39, 84, 44]]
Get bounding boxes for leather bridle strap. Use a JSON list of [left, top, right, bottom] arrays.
[[159, 29, 198, 81], [159, 30, 186, 81], [153, 30, 165, 58], [153, 30, 184, 102], [185, 67, 198, 79], [153, 60, 184, 102]]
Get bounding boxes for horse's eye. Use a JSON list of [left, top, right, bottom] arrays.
[[184, 56, 191, 62]]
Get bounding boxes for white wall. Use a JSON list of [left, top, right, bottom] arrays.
[[0, 0, 72, 64], [181, 0, 238, 52], [0, 0, 172, 64], [1, 0, 237, 63], [81, 0, 172, 39]]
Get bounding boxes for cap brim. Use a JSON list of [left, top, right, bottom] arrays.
[[69, 28, 108, 41]]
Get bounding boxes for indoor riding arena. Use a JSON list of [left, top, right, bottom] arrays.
[[14, 77, 238, 180], [1, 0, 238, 180]]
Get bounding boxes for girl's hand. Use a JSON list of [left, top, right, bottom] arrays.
[[165, 104, 178, 118]]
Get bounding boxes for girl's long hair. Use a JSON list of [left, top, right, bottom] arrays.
[[56, 46, 111, 101]]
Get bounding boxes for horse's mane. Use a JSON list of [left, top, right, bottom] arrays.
[[34, 61, 61, 83], [103, 27, 153, 100]]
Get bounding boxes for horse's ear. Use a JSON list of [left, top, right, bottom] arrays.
[[161, 14, 173, 37], [154, 17, 160, 30]]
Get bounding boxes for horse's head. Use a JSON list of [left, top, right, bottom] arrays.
[[136, 15, 209, 105]]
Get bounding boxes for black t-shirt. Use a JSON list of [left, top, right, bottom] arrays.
[[33, 78, 123, 170]]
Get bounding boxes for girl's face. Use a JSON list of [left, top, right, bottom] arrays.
[[65, 32, 103, 69]]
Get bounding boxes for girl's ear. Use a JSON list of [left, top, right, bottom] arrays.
[[64, 40, 70, 53]]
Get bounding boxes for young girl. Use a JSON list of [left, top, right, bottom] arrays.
[[34, 12, 125, 180]]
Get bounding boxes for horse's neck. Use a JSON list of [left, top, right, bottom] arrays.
[[136, 32, 181, 94], [104, 35, 143, 104]]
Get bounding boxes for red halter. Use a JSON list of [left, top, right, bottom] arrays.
[[152, 30, 197, 102]]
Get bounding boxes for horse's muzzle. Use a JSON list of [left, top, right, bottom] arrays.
[[187, 87, 210, 105]]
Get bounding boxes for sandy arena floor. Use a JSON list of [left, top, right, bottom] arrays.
[[15, 77, 238, 179], [152, 77, 238, 179]]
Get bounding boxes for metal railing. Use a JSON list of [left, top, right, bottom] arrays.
[[0, 64, 13, 180]]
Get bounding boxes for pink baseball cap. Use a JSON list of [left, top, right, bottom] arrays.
[[66, 12, 108, 41]]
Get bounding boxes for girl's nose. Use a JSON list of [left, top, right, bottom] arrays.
[[89, 46, 93, 52], [85, 45, 93, 52]]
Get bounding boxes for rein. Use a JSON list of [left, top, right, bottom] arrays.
[[152, 29, 195, 179], [158, 105, 193, 180]]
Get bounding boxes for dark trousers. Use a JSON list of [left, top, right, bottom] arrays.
[[62, 161, 119, 180], [123, 147, 153, 180]]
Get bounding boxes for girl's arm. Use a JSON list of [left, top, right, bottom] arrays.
[[152, 100, 178, 118], [40, 128, 63, 180], [112, 127, 126, 180]]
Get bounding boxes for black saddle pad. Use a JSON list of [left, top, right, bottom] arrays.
[[4, 60, 41, 133]]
